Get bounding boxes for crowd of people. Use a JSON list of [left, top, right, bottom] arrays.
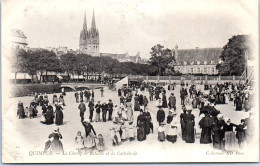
[[17, 80, 256, 154]]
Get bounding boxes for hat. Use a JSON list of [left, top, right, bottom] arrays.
[[159, 122, 165, 126], [83, 119, 90, 123], [172, 111, 177, 115], [217, 114, 223, 119], [186, 106, 192, 111], [224, 117, 229, 123], [200, 114, 205, 118], [54, 127, 59, 132], [109, 99, 112, 101]]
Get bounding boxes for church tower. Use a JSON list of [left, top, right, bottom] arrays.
[[79, 10, 100, 56]]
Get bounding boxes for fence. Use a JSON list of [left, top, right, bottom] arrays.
[[129, 75, 240, 82]]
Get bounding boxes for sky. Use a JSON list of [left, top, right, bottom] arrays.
[[2, 0, 258, 59]]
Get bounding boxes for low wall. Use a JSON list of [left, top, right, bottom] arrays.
[[10, 83, 61, 97], [11, 83, 109, 97]]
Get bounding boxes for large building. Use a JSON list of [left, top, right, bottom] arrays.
[[8, 29, 28, 51], [100, 51, 149, 64], [173, 45, 223, 75], [79, 11, 99, 56]]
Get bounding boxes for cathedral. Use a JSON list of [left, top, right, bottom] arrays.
[[79, 10, 99, 56]]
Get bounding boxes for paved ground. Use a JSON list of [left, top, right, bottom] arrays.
[[3, 84, 258, 162]]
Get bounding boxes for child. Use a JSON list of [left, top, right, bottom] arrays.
[[75, 131, 84, 153], [96, 134, 105, 151], [158, 123, 166, 142], [127, 121, 136, 141], [120, 123, 127, 141], [115, 124, 122, 144], [25, 107, 29, 118], [110, 127, 118, 146]]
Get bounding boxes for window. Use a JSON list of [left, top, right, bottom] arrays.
[[212, 67, 215, 73], [204, 68, 207, 73], [191, 68, 193, 73], [197, 68, 200, 73]]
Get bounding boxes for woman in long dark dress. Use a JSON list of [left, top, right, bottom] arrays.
[[44, 105, 54, 125], [199, 113, 213, 144], [185, 107, 195, 143], [139, 94, 144, 106], [162, 93, 168, 108], [212, 114, 225, 150], [55, 104, 64, 125], [180, 107, 187, 141], [82, 119, 97, 150], [235, 94, 243, 111], [137, 110, 146, 141], [48, 128, 64, 154], [143, 108, 153, 135], [17, 101, 25, 119]]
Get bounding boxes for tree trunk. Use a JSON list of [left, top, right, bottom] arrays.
[[86, 68, 89, 81], [14, 72, 17, 84], [45, 71, 48, 84], [40, 72, 43, 83]]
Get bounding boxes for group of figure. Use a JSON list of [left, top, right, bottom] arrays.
[[17, 80, 255, 154]]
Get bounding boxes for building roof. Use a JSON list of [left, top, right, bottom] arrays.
[[176, 48, 223, 65], [100, 53, 129, 60]]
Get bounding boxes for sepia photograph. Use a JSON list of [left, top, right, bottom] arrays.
[[1, 0, 259, 163]]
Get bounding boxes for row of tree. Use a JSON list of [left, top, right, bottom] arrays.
[[11, 34, 251, 83], [11, 49, 158, 82]]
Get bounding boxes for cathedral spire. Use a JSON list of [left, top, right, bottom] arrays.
[[83, 11, 87, 30], [91, 9, 96, 31]]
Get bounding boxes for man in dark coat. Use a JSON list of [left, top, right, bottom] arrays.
[[107, 99, 114, 121], [168, 93, 176, 110], [180, 88, 186, 106], [79, 91, 83, 102], [88, 98, 95, 122], [101, 102, 107, 122], [78, 101, 86, 122], [156, 107, 165, 124], [118, 88, 122, 97]]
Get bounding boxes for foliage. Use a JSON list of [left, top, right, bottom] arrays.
[[149, 44, 173, 75], [216, 35, 250, 76]]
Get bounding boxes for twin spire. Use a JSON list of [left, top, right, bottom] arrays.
[[83, 9, 96, 32]]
